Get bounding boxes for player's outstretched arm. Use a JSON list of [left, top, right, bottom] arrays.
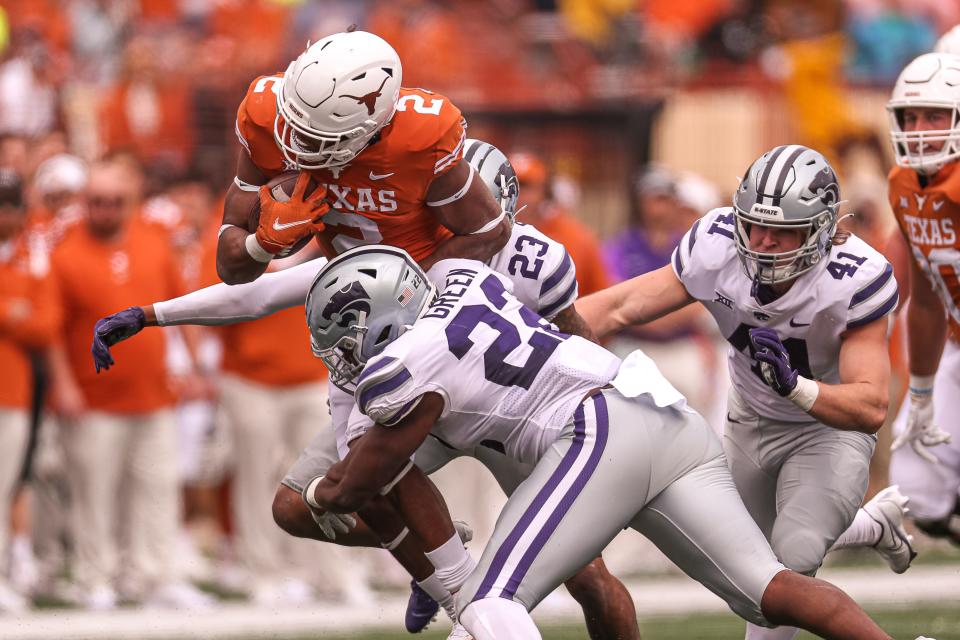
[[576, 264, 695, 339], [420, 161, 511, 271], [90, 258, 324, 373]]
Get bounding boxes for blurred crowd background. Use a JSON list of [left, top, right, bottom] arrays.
[[0, 0, 956, 618]]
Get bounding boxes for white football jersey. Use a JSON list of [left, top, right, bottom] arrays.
[[672, 208, 898, 422], [343, 260, 620, 464], [329, 222, 580, 452], [487, 222, 579, 320]]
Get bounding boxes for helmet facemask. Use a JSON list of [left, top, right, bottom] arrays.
[[733, 207, 836, 285], [888, 104, 960, 175], [311, 310, 369, 392]]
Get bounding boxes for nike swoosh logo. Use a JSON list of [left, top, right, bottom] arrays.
[[933, 201, 944, 211], [727, 413, 743, 424], [369, 171, 395, 180], [272, 217, 313, 231], [789, 319, 811, 327]]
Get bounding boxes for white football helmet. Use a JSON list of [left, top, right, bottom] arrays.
[[274, 31, 402, 170], [934, 25, 960, 55], [887, 52, 960, 175]]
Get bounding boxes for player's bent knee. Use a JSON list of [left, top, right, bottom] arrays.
[[771, 530, 826, 576], [272, 484, 311, 537], [459, 597, 541, 640]]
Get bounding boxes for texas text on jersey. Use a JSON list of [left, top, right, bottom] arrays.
[[889, 162, 960, 338], [236, 75, 466, 262], [673, 208, 899, 422]]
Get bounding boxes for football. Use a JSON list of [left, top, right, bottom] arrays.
[[248, 171, 322, 258]]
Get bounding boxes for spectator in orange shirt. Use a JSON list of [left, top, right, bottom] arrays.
[[97, 35, 194, 174], [510, 150, 610, 296], [48, 158, 212, 611], [0, 171, 59, 613]]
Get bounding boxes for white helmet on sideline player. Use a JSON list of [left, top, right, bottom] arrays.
[[887, 52, 960, 175], [274, 30, 402, 170], [934, 25, 960, 55]]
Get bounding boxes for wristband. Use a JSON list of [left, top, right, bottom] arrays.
[[908, 374, 935, 395], [302, 475, 324, 510], [244, 233, 274, 263], [787, 376, 819, 412], [218, 223, 240, 238]]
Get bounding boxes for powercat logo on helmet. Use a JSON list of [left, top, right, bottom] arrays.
[[750, 203, 784, 219], [322, 281, 372, 327]]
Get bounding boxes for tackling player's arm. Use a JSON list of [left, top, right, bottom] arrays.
[[420, 161, 511, 271], [576, 264, 696, 339], [311, 393, 444, 513], [550, 304, 600, 343], [806, 318, 890, 433]]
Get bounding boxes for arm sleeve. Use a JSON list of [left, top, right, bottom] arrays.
[[846, 260, 899, 330], [154, 256, 326, 326]]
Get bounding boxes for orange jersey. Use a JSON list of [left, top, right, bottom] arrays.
[[235, 76, 465, 262], [889, 163, 960, 338], [0, 236, 60, 410], [51, 219, 185, 413]]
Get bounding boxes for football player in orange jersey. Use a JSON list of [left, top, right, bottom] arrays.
[[886, 51, 960, 545], [217, 28, 509, 284]]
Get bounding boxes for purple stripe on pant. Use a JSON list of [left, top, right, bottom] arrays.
[[472, 392, 610, 602]]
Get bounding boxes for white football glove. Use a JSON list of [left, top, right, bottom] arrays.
[[454, 519, 474, 545], [308, 507, 357, 540], [891, 390, 952, 464], [302, 474, 357, 539]]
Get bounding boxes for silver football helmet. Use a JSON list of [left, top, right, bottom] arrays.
[[732, 144, 841, 285], [463, 138, 520, 222], [305, 245, 434, 391]]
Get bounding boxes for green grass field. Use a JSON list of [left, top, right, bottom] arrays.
[[240, 604, 959, 640]]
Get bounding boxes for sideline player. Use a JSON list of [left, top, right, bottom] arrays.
[[91, 141, 638, 639], [885, 51, 960, 544], [577, 145, 914, 640], [217, 28, 509, 285], [303, 244, 901, 640]]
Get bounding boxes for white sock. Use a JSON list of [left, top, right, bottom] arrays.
[[425, 533, 476, 594], [829, 508, 882, 551], [745, 621, 801, 640], [416, 571, 456, 620], [460, 597, 540, 640]]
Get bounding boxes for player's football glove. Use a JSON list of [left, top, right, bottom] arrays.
[[92, 306, 146, 373], [308, 506, 357, 540], [254, 172, 329, 255], [748, 327, 798, 397], [891, 388, 952, 465]]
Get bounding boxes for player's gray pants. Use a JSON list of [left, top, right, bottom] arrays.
[[455, 388, 786, 627], [724, 388, 875, 575]]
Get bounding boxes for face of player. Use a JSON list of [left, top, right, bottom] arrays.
[[747, 223, 805, 255], [901, 106, 954, 152]]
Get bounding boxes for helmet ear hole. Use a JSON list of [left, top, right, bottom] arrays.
[[374, 325, 392, 345]]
